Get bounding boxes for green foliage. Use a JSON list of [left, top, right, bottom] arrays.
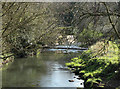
[[77, 27, 103, 47], [2, 3, 66, 58], [66, 41, 120, 87]]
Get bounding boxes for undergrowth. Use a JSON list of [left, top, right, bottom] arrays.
[[66, 40, 120, 88]]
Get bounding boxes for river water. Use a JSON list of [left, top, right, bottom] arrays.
[[2, 51, 84, 88]]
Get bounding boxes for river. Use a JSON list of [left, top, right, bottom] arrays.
[[2, 51, 84, 88]]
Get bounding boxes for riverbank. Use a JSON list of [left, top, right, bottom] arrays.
[[0, 55, 14, 70], [66, 40, 120, 88]]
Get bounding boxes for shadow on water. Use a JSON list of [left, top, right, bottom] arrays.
[[2, 51, 84, 88], [2, 48, 117, 89]]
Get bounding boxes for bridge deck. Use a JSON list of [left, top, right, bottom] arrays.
[[42, 46, 88, 50]]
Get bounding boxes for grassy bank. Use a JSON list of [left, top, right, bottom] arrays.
[[66, 40, 120, 88]]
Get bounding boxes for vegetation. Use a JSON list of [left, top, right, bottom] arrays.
[[66, 40, 120, 88], [1, 2, 120, 88]]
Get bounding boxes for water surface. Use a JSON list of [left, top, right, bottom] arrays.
[[2, 52, 84, 87]]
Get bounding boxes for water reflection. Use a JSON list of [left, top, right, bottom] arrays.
[[2, 52, 84, 87]]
